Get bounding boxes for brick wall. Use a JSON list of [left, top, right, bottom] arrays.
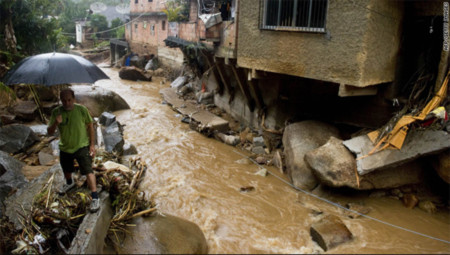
[[128, 15, 168, 55], [130, 0, 165, 13], [178, 23, 199, 41]]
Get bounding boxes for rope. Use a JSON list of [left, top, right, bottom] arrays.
[[232, 149, 450, 245]]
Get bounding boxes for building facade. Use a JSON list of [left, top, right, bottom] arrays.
[[125, 0, 447, 130], [127, 0, 168, 55]]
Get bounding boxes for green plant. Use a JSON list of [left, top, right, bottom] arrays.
[[163, 0, 189, 22], [0, 81, 16, 105], [90, 33, 98, 46], [111, 18, 125, 38], [89, 13, 108, 38], [182, 42, 207, 76], [95, 40, 110, 48]]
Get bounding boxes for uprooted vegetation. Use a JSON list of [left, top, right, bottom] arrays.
[[0, 149, 155, 254]]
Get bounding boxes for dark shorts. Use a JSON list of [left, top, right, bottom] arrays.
[[60, 146, 93, 175]]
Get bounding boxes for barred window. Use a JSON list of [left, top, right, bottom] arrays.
[[261, 0, 328, 32]]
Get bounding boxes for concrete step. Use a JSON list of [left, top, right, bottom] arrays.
[[160, 87, 229, 132]]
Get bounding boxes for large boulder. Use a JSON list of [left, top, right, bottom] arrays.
[[99, 112, 116, 127], [122, 143, 138, 156], [119, 213, 208, 254], [0, 151, 27, 217], [101, 121, 124, 153], [305, 137, 424, 190], [282, 121, 340, 190], [72, 85, 130, 117], [119, 66, 152, 81], [431, 149, 450, 184], [310, 214, 353, 251], [0, 124, 40, 153], [12, 101, 38, 121]]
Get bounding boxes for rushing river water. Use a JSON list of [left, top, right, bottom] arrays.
[[96, 67, 450, 254]]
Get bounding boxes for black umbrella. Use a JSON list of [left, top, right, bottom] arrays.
[[3, 52, 109, 86]]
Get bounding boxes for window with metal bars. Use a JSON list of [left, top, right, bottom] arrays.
[[261, 0, 328, 32]]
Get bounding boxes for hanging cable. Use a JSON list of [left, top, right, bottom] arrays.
[[62, 8, 148, 36], [232, 149, 450, 245]]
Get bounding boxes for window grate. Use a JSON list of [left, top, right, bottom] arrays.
[[261, 0, 328, 32]]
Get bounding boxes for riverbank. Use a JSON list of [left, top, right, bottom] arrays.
[[97, 66, 450, 253], [1, 54, 449, 253]]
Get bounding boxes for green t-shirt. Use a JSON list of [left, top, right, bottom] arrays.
[[48, 104, 93, 153]]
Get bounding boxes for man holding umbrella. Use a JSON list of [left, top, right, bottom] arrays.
[[47, 88, 100, 213]]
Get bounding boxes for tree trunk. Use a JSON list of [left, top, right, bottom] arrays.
[[4, 8, 17, 54]]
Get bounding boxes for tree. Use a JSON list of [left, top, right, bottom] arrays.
[[111, 18, 125, 39], [163, 0, 189, 22], [0, 0, 68, 56], [58, 0, 89, 44], [0, 1, 17, 54], [89, 14, 108, 38]]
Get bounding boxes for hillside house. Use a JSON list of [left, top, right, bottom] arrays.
[[125, 0, 448, 130]]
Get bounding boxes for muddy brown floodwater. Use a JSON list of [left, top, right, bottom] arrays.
[[96, 67, 450, 254]]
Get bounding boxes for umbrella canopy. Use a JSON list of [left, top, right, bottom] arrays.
[[3, 52, 109, 86]]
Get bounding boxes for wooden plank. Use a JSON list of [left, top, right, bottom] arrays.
[[230, 64, 255, 112], [246, 70, 265, 110]]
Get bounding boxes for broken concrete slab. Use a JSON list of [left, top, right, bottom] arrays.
[[160, 88, 229, 132], [68, 191, 112, 254], [343, 130, 450, 175], [305, 137, 424, 190]]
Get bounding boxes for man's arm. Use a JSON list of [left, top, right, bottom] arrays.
[[87, 122, 96, 157], [47, 115, 62, 135]]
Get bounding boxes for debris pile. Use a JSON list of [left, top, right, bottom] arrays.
[[1, 171, 91, 254], [0, 150, 154, 254], [96, 156, 155, 249]]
